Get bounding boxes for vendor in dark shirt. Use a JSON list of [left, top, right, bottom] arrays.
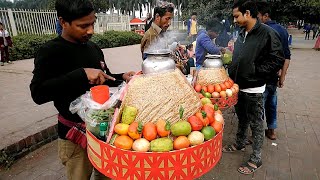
[[30, 0, 134, 179]]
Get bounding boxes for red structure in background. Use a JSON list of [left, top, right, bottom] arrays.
[[130, 18, 145, 35]]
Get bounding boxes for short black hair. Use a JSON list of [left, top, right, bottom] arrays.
[[153, 6, 174, 20], [191, 12, 197, 16], [55, 0, 95, 23], [256, 1, 271, 18], [0, 22, 3, 26], [232, 0, 258, 18], [205, 19, 223, 33], [186, 44, 193, 50]]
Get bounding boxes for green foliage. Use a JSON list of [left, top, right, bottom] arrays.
[[91, 31, 142, 48], [181, 0, 320, 25], [181, 0, 233, 26], [11, 34, 57, 61], [10, 31, 142, 61]]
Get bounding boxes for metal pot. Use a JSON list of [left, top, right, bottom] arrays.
[[203, 54, 223, 68], [142, 49, 176, 74]]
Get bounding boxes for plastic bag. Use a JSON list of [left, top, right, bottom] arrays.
[[69, 82, 127, 136]]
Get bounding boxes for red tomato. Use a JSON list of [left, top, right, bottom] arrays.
[[207, 84, 215, 93], [199, 93, 204, 98], [188, 116, 203, 131], [196, 111, 209, 127], [202, 86, 208, 92], [194, 84, 202, 92], [214, 84, 221, 93], [142, 122, 157, 141], [211, 121, 223, 134], [224, 81, 232, 89], [228, 78, 234, 86], [220, 83, 227, 91]]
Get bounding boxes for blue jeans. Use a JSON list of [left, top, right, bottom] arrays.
[[263, 84, 277, 129]]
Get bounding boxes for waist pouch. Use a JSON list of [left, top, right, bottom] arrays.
[[58, 114, 87, 149]]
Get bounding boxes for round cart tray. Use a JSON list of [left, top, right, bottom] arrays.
[[210, 93, 238, 110], [87, 129, 223, 180]]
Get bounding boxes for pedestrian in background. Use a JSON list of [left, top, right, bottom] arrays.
[[312, 24, 319, 40], [187, 12, 198, 43], [144, 12, 152, 32], [223, 1, 284, 175], [304, 23, 311, 40], [0, 22, 13, 66], [257, 1, 291, 140]]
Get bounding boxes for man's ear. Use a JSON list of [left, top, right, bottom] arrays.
[[59, 17, 69, 29], [154, 13, 160, 21], [245, 10, 251, 17]]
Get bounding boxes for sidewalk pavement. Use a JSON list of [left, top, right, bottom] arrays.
[[0, 35, 319, 179], [0, 44, 142, 165]]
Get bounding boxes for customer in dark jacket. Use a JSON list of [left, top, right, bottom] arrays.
[[195, 19, 225, 68], [223, 1, 284, 175], [257, 1, 291, 140], [30, 0, 135, 179]]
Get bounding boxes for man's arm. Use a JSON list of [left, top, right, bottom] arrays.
[[256, 32, 285, 76], [201, 35, 221, 55], [278, 59, 290, 88], [30, 48, 89, 105]]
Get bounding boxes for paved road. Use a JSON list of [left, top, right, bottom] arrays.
[[1, 42, 320, 179]]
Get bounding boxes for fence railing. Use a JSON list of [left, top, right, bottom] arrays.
[[0, 8, 130, 36]]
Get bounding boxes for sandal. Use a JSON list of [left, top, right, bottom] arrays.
[[238, 160, 262, 175], [222, 144, 245, 153]]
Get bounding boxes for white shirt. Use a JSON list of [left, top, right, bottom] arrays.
[[0, 30, 10, 46], [241, 84, 266, 94]]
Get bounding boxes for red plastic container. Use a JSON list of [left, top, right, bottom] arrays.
[[210, 93, 238, 110], [87, 129, 223, 180], [90, 85, 110, 104]]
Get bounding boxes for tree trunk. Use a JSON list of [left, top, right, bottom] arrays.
[[109, 0, 112, 14], [177, 0, 180, 29]]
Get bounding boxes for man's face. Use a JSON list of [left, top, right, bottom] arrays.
[[257, 12, 268, 23], [61, 11, 96, 43], [208, 30, 219, 39], [0, 24, 3, 30], [233, 7, 247, 27], [155, 11, 173, 31], [192, 15, 197, 20]]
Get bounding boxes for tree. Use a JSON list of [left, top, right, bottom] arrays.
[[181, 0, 233, 26], [0, 0, 13, 8]]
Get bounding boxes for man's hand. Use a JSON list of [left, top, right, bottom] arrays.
[[220, 48, 226, 54], [84, 68, 115, 85], [122, 71, 136, 82], [0, 45, 4, 48], [278, 76, 285, 88]]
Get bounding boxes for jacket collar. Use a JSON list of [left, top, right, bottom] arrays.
[[239, 19, 261, 36], [151, 22, 162, 35]]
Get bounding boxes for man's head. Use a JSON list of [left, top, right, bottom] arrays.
[[0, 22, 3, 30], [191, 12, 197, 20], [147, 13, 152, 20], [232, 1, 258, 27], [153, 2, 174, 31], [256, 1, 271, 23], [205, 19, 223, 39], [55, 0, 95, 43]]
